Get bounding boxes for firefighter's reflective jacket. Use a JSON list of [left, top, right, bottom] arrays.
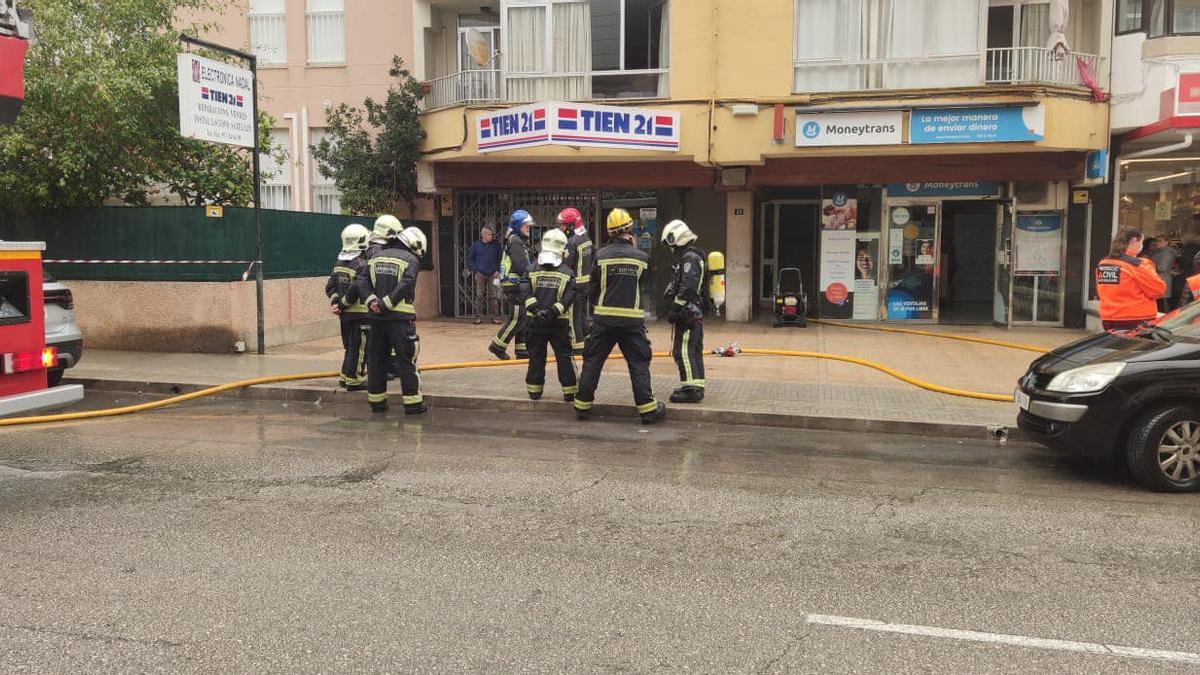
[[325, 256, 368, 314], [499, 233, 533, 289], [522, 262, 577, 324], [357, 242, 420, 321], [667, 246, 707, 315], [589, 238, 650, 327], [565, 230, 594, 284]]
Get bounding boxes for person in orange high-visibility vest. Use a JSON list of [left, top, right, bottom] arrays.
[[1095, 229, 1166, 332], [1181, 252, 1200, 306]]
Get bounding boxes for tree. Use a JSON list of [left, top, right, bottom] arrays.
[[311, 56, 426, 216], [0, 0, 279, 210]]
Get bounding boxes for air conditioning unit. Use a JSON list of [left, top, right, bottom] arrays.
[[1014, 180, 1067, 211]]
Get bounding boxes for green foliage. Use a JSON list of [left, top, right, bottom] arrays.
[[0, 0, 280, 210], [311, 56, 426, 216]]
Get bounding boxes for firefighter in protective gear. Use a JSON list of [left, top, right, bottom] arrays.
[[522, 228, 579, 402], [357, 223, 427, 415], [326, 223, 371, 390], [1095, 229, 1166, 332], [557, 207, 594, 355], [662, 219, 707, 403], [574, 208, 666, 425], [490, 209, 535, 361]]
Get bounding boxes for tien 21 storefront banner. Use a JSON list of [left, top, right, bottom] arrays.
[[477, 102, 681, 154]]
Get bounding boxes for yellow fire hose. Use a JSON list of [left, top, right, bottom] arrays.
[[810, 318, 1051, 355], [0, 341, 1025, 427]]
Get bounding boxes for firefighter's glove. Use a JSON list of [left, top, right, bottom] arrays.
[[666, 307, 680, 325]]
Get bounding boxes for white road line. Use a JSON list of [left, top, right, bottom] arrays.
[[805, 614, 1200, 666]]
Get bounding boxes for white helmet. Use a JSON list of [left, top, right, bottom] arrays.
[[398, 226, 428, 257], [538, 228, 568, 266], [661, 219, 697, 248], [373, 214, 403, 241], [340, 223, 370, 253]]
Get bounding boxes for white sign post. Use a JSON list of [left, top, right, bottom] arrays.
[[177, 53, 256, 148]]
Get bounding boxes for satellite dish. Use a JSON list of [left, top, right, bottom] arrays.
[[465, 27, 492, 68]]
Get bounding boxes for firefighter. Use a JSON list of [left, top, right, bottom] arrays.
[[556, 207, 594, 355], [365, 215, 403, 379], [662, 219, 706, 403], [522, 228, 578, 402], [489, 209, 535, 361], [574, 208, 666, 425], [326, 223, 371, 391], [358, 218, 428, 415], [1095, 228, 1166, 332]]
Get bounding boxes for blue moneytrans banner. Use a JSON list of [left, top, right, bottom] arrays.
[[909, 105, 1045, 144], [887, 182, 1001, 198]]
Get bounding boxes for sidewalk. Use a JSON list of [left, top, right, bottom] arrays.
[[64, 319, 1088, 437]]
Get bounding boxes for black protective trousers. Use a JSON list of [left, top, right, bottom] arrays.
[[672, 320, 705, 390], [366, 320, 422, 407], [492, 288, 528, 355], [570, 293, 591, 352], [574, 323, 658, 416], [525, 321, 579, 397], [339, 317, 369, 386]]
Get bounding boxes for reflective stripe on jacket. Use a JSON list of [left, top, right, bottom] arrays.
[[499, 233, 532, 289], [358, 243, 420, 321], [325, 256, 368, 314], [1095, 254, 1166, 322], [566, 232, 594, 283], [522, 263, 577, 323], [590, 238, 650, 326]]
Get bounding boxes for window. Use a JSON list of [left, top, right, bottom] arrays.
[[307, 0, 345, 64], [261, 129, 292, 211], [310, 129, 343, 215], [502, 0, 669, 101], [249, 0, 286, 65], [793, 0, 982, 92], [1119, 0, 1200, 36]]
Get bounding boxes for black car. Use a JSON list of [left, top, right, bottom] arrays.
[[1017, 302, 1200, 492]]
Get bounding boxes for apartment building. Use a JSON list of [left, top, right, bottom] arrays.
[[1103, 0, 1200, 327], [197, 0, 418, 216], [414, 0, 1112, 328]]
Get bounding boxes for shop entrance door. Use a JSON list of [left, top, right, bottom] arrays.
[[884, 202, 939, 320], [759, 201, 820, 309], [939, 200, 998, 324]]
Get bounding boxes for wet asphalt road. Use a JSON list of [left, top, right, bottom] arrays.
[[0, 393, 1197, 673]]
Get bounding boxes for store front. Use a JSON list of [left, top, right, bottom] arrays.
[[756, 180, 1069, 326]]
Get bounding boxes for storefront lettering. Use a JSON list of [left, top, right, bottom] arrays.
[[579, 110, 660, 137], [824, 123, 897, 136]]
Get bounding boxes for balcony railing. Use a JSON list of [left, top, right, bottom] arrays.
[[306, 10, 344, 64], [248, 12, 287, 65], [421, 70, 501, 111], [986, 47, 1105, 88]]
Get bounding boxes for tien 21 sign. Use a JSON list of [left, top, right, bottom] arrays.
[[477, 102, 681, 154]]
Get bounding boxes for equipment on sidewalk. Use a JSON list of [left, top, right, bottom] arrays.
[[773, 267, 807, 328], [711, 343, 741, 357]]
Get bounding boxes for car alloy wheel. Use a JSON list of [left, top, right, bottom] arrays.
[[1158, 420, 1200, 484]]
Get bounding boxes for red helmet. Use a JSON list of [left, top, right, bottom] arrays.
[[556, 207, 582, 229]]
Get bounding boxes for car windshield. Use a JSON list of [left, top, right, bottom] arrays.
[[1151, 302, 1200, 339]]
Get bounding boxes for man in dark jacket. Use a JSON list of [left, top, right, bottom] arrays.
[[573, 208, 665, 425], [326, 223, 371, 391], [467, 226, 502, 324], [521, 228, 578, 402], [662, 219, 707, 403], [489, 209, 535, 360], [357, 216, 428, 416], [556, 207, 594, 355]]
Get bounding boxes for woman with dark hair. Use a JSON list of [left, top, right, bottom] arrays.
[[1095, 228, 1166, 331]]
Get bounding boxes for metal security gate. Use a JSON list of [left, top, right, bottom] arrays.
[[452, 190, 600, 317]]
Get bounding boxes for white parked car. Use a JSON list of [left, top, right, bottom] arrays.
[[43, 270, 82, 386]]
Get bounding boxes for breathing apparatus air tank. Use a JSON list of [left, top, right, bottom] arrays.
[[707, 250, 726, 316]]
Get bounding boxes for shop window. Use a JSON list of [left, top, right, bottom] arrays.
[[793, 0, 982, 93], [1119, 159, 1200, 292], [0, 271, 30, 326], [503, 0, 669, 102]]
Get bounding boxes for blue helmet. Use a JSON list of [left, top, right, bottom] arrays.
[[508, 209, 533, 233]]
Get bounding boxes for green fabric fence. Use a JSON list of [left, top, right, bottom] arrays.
[[2, 207, 373, 281]]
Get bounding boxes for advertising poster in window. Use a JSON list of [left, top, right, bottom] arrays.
[[1014, 214, 1063, 274], [853, 235, 879, 321], [819, 230, 856, 319], [886, 206, 936, 320], [821, 193, 858, 230]]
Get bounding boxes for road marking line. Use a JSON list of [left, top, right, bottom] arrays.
[[805, 614, 1200, 666]]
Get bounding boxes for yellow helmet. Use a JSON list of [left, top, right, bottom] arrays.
[[606, 208, 633, 233], [373, 214, 403, 241]]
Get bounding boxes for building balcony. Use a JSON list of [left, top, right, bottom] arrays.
[[985, 47, 1105, 89], [421, 70, 502, 112]]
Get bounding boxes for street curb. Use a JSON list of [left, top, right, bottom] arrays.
[[66, 375, 1028, 443]]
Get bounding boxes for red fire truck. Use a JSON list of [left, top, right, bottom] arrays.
[[0, 0, 32, 125]]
